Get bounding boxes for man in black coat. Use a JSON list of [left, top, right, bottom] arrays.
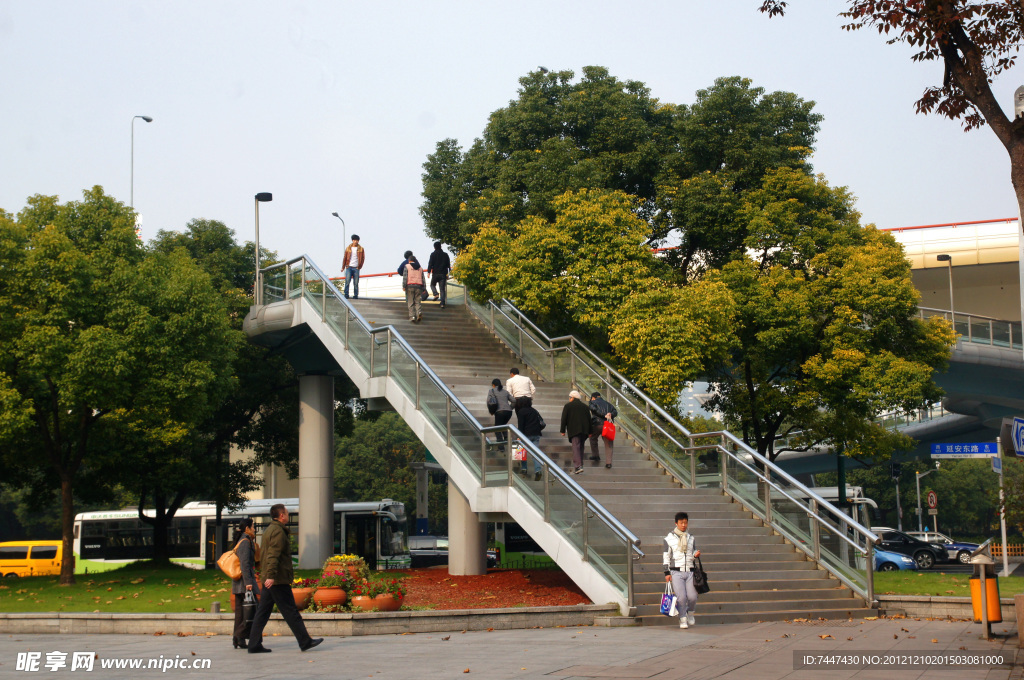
[[426, 242, 451, 308], [559, 390, 592, 474]]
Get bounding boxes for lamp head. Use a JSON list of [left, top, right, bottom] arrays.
[[255, 192, 273, 202], [332, 212, 339, 217], [141, 116, 153, 123], [936, 254, 951, 262]]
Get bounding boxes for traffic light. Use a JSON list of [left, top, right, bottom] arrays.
[[890, 462, 902, 479]]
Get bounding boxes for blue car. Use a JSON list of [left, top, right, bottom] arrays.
[[908, 531, 980, 564], [874, 547, 918, 572]]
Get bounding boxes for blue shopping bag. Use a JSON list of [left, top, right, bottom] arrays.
[[660, 583, 677, 616]]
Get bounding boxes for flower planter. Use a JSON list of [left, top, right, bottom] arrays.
[[373, 594, 403, 611], [349, 595, 375, 611], [312, 587, 347, 608], [291, 587, 314, 610], [322, 562, 363, 580]]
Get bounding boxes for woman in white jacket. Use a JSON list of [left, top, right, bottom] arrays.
[[663, 511, 701, 629]]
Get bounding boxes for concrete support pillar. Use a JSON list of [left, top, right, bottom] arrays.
[[298, 374, 334, 570], [447, 477, 486, 575]]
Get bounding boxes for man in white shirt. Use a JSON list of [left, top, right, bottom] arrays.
[[506, 367, 535, 407]]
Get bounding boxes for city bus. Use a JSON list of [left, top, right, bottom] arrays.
[[73, 498, 410, 573]]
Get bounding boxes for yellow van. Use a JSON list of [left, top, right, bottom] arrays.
[[0, 541, 63, 577]]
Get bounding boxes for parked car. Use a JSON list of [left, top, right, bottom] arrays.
[[409, 535, 497, 568], [870, 527, 946, 569], [0, 541, 62, 577], [907, 531, 980, 564], [873, 547, 918, 572]]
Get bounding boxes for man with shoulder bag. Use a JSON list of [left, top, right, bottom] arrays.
[[247, 505, 323, 654], [663, 511, 702, 629]]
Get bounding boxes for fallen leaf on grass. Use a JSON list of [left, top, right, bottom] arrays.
[[931, 639, 938, 643], [463, 670, 470, 674], [818, 634, 834, 639]]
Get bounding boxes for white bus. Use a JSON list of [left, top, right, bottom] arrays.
[[73, 498, 410, 573]]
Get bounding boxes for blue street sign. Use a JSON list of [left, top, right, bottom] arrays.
[[930, 442, 998, 458], [1012, 417, 1024, 457], [993, 456, 1003, 474]]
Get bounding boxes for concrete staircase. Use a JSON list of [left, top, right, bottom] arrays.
[[352, 298, 876, 625]]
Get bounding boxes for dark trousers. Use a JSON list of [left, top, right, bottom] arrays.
[[494, 410, 513, 448], [233, 591, 254, 643], [570, 434, 587, 468], [247, 583, 313, 650], [430, 274, 447, 305]]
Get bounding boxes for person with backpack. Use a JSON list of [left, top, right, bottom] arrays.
[[400, 251, 425, 323], [515, 399, 546, 480], [486, 378, 515, 451]]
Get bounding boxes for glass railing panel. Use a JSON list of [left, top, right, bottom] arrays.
[[388, 338, 418, 398], [447, 283, 466, 307], [547, 476, 584, 554], [723, 454, 764, 518], [814, 513, 868, 595], [584, 517, 628, 595], [767, 481, 813, 553], [483, 434, 510, 487], [552, 350, 572, 383], [992, 320, 1011, 348], [1014, 323, 1023, 350], [323, 294, 348, 345], [347, 311, 372, 373], [303, 264, 326, 316], [695, 446, 720, 489], [969, 318, 992, 344], [417, 371, 449, 439], [371, 332, 388, 378], [263, 267, 286, 303], [509, 436, 544, 502], [953, 316, 970, 340], [288, 263, 304, 299], [448, 407, 482, 474], [492, 311, 520, 355]]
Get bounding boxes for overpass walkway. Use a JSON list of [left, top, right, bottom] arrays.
[[244, 256, 879, 624]]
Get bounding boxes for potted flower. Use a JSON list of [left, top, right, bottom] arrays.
[[372, 577, 406, 611], [322, 554, 367, 580], [312, 569, 352, 608], [291, 577, 318, 610], [348, 579, 383, 611]]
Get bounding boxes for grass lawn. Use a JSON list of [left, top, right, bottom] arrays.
[[874, 569, 1024, 598], [0, 562, 322, 614]]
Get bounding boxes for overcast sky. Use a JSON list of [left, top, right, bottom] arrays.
[[1, 1, 1020, 278]]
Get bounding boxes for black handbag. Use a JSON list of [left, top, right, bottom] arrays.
[[692, 556, 710, 594], [242, 589, 257, 625]]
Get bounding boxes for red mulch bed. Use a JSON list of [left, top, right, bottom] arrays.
[[395, 568, 590, 610]]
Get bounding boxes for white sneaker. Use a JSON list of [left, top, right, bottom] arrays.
[[679, 619, 688, 629], [686, 613, 695, 626]]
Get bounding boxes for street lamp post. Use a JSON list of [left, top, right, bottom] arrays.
[[331, 212, 346, 246], [936, 253, 953, 315], [130, 115, 153, 210], [915, 465, 939, 533], [255, 193, 273, 305]]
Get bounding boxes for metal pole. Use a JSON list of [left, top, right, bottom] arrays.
[[894, 479, 903, 532], [415, 367, 421, 410], [998, 437, 1010, 577], [386, 329, 392, 376], [626, 540, 634, 609], [947, 258, 954, 315], [543, 464, 551, 522], [445, 396, 451, 447], [480, 433, 488, 488], [810, 499, 821, 562], [915, 472, 923, 533], [690, 452, 696, 489], [581, 498, 589, 561], [254, 196, 261, 305], [865, 536, 876, 606]]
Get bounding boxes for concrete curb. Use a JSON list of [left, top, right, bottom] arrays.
[[0, 603, 619, 636], [878, 595, 1017, 621]]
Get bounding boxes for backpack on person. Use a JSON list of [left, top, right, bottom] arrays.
[[487, 392, 499, 415]]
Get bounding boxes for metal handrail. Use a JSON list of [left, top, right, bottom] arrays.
[[496, 299, 876, 537], [258, 257, 643, 561], [917, 306, 1022, 349], [472, 295, 878, 601]]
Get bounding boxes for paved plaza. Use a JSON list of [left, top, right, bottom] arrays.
[[0, 616, 1020, 680]]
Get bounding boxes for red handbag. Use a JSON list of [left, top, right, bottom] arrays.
[[601, 420, 616, 440]]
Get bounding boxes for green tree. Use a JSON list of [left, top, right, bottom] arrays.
[[334, 413, 447, 533], [454, 189, 668, 337], [759, 2, 1024, 259], [0, 188, 237, 583], [611, 170, 957, 461]]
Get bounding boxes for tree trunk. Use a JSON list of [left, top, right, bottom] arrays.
[[59, 476, 75, 586], [151, 489, 170, 565]]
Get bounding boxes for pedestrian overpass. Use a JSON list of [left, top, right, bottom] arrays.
[[244, 256, 879, 622]]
